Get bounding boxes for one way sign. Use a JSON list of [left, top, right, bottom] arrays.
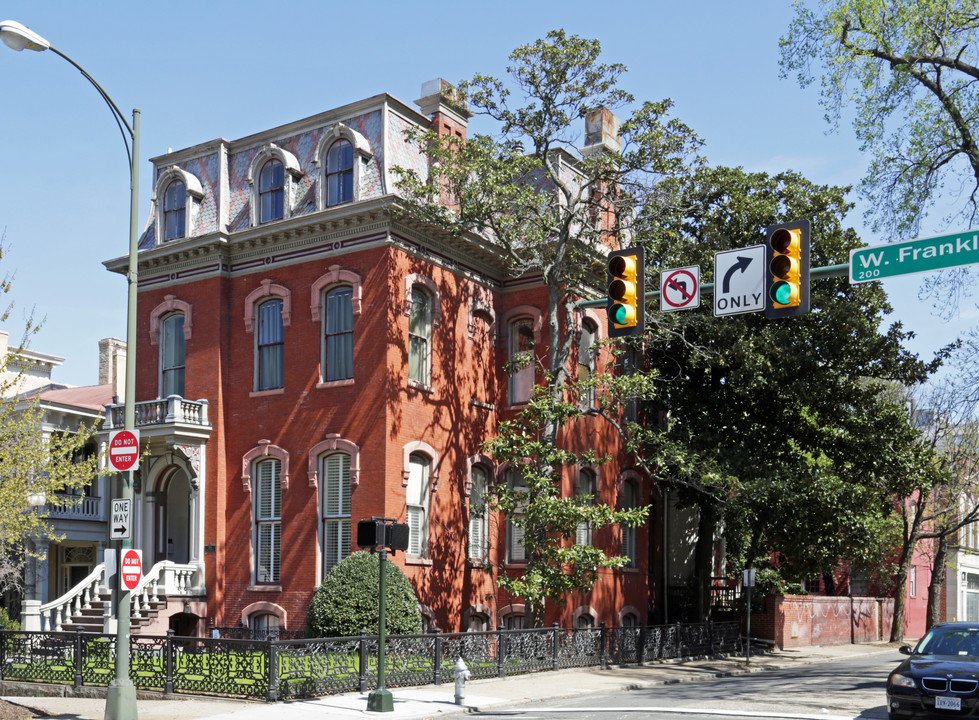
[[110, 499, 132, 540]]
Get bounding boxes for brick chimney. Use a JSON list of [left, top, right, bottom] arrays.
[[98, 338, 127, 401], [415, 78, 473, 140], [582, 106, 621, 157]]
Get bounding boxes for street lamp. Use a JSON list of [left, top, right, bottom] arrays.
[[0, 19, 140, 720]]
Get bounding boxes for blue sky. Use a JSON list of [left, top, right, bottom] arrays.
[[0, 0, 970, 386]]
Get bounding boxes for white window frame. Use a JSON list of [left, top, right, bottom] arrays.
[[468, 465, 490, 562], [153, 166, 203, 246], [255, 297, 285, 391], [408, 288, 432, 386], [313, 122, 373, 210], [246, 143, 302, 227], [576, 468, 596, 547], [406, 453, 431, 557], [160, 313, 186, 398], [620, 478, 638, 568], [321, 452, 352, 575], [253, 458, 282, 585], [506, 470, 527, 564], [322, 286, 354, 382]]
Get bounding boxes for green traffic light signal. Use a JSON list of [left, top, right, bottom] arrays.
[[764, 221, 810, 319], [606, 247, 644, 338]]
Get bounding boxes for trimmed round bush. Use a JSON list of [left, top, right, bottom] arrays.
[[306, 551, 422, 638]]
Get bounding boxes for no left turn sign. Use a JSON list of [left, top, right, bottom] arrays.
[[660, 266, 700, 312]]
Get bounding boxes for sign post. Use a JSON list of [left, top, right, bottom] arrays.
[[743, 568, 756, 664]]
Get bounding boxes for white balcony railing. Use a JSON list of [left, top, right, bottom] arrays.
[[105, 396, 209, 430], [45, 493, 105, 521]]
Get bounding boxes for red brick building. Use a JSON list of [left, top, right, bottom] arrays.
[[99, 80, 655, 635]]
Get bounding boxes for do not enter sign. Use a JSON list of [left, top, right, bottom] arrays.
[[121, 549, 142, 591], [109, 429, 140, 472]]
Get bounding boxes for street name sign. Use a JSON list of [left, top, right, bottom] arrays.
[[110, 498, 132, 540], [714, 245, 765, 317], [108, 429, 140, 472], [850, 231, 979, 283], [659, 265, 700, 312]]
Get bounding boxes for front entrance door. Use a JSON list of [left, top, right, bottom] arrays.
[[156, 469, 191, 564]]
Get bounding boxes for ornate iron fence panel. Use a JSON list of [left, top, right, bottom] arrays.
[[80, 634, 116, 686], [557, 627, 601, 669], [606, 626, 639, 665], [498, 628, 552, 675], [384, 633, 436, 688], [644, 624, 678, 660], [0, 631, 76, 685], [276, 636, 363, 698], [439, 631, 498, 679], [168, 636, 269, 698]]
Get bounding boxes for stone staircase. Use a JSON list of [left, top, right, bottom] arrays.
[[24, 560, 202, 634]]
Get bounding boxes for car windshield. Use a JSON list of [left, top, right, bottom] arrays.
[[917, 627, 979, 656]]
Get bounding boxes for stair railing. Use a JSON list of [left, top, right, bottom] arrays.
[[37, 563, 105, 632]]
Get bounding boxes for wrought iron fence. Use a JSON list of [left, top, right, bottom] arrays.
[[0, 620, 740, 701]]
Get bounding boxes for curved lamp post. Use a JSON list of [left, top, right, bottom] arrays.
[[0, 19, 140, 720]]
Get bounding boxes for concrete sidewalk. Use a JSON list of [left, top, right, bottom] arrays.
[[2, 642, 899, 720]]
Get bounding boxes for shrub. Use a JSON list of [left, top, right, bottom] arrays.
[[0, 606, 19, 631], [306, 551, 422, 638]]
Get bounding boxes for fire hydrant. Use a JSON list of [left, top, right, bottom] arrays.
[[453, 657, 471, 705]]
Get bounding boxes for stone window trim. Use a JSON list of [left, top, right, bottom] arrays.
[[574, 307, 605, 339], [463, 603, 494, 632], [467, 294, 496, 341], [239, 601, 287, 629], [246, 143, 303, 226], [403, 274, 442, 327], [242, 440, 290, 492], [617, 468, 643, 506], [572, 604, 598, 627], [499, 305, 543, 348], [402, 441, 439, 491], [499, 603, 525, 626], [618, 605, 642, 626], [310, 265, 363, 321], [149, 296, 193, 345], [307, 433, 360, 489], [465, 454, 495, 496], [312, 122, 373, 210], [573, 464, 601, 498], [153, 166, 204, 246], [244, 279, 292, 333]]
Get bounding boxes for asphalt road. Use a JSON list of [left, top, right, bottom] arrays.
[[468, 651, 903, 720]]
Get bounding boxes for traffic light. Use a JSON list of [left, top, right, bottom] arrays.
[[764, 220, 810, 319], [606, 247, 645, 338]]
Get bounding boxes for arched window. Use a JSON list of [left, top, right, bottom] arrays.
[[621, 479, 638, 568], [160, 313, 185, 397], [408, 288, 432, 385], [406, 453, 431, 556], [576, 468, 596, 547], [468, 465, 489, 562], [259, 158, 285, 223], [163, 180, 186, 242], [323, 286, 354, 381], [321, 452, 352, 574], [254, 458, 282, 584], [256, 298, 284, 391], [326, 139, 354, 206], [508, 318, 536, 405]]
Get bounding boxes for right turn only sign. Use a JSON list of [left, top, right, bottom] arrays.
[[714, 245, 765, 317]]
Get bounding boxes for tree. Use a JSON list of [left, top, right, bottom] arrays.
[[782, 0, 979, 243], [0, 231, 100, 595], [906, 380, 979, 630], [395, 31, 700, 626], [632, 166, 940, 623]]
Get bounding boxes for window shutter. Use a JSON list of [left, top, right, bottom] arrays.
[[407, 507, 424, 555], [509, 521, 525, 562]]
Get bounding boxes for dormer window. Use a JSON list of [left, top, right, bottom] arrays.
[[314, 123, 373, 210], [163, 180, 186, 241], [153, 166, 204, 246], [259, 159, 285, 223], [246, 144, 303, 227], [326, 139, 353, 206]]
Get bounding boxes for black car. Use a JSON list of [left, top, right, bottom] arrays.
[[888, 622, 979, 718]]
